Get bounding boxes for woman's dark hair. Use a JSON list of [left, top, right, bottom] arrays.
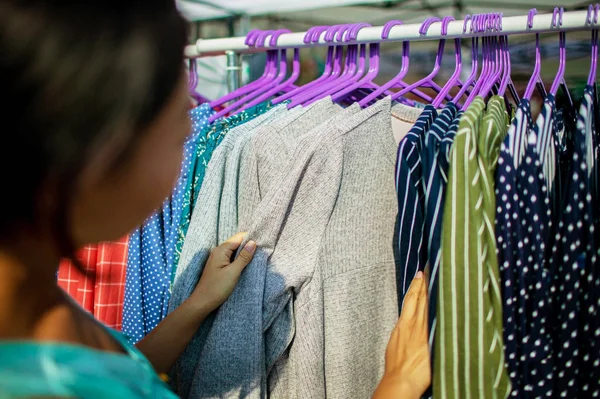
[[0, 0, 188, 257]]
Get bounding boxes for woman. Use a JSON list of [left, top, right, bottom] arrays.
[[0, 0, 429, 397]]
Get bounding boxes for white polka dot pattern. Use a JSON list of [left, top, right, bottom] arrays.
[[122, 104, 214, 344]]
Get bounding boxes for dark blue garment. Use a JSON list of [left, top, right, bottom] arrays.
[[517, 105, 554, 398], [574, 85, 600, 398], [395, 105, 437, 310], [419, 103, 457, 399], [122, 104, 214, 344], [421, 103, 457, 342], [552, 85, 598, 398], [496, 101, 529, 398]]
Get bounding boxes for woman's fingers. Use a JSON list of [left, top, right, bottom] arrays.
[[399, 272, 424, 326], [415, 270, 429, 335]]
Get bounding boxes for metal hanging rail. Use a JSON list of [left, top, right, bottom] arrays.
[[184, 10, 596, 58]]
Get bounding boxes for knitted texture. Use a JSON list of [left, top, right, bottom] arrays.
[[168, 105, 287, 398]]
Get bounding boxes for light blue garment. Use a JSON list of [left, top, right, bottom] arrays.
[[0, 329, 178, 399], [122, 104, 215, 344]]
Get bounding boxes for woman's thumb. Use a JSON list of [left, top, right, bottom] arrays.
[[231, 240, 256, 271]]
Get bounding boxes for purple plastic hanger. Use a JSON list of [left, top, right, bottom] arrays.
[[462, 13, 495, 110], [480, 13, 504, 98], [209, 29, 290, 122], [230, 29, 291, 107], [392, 16, 456, 103], [302, 23, 369, 105], [432, 16, 463, 108], [549, 8, 567, 96], [523, 9, 544, 100], [453, 14, 480, 104], [210, 30, 268, 109], [302, 24, 367, 105], [330, 24, 383, 103], [497, 19, 511, 96], [290, 23, 366, 107], [358, 20, 411, 107], [495, 13, 520, 104], [588, 4, 599, 86], [282, 24, 351, 107], [272, 26, 329, 104], [240, 32, 302, 110], [329, 24, 378, 102]]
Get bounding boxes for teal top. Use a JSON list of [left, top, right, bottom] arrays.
[[0, 328, 178, 398]]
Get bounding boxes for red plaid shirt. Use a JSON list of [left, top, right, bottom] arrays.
[[57, 236, 128, 330]]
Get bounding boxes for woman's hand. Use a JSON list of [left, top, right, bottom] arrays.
[[188, 232, 257, 313], [373, 271, 430, 399], [138, 233, 256, 373]]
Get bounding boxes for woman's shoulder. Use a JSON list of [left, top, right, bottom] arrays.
[[0, 331, 178, 399]]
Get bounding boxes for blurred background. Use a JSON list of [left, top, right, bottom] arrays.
[[180, 0, 598, 116]]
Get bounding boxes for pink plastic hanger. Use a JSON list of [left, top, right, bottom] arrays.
[[290, 23, 366, 107], [209, 29, 290, 122], [392, 16, 457, 104], [432, 17, 463, 108], [272, 26, 330, 104], [587, 4, 599, 86], [452, 14, 480, 105], [240, 33, 302, 110], [209, 30, 270, 109]]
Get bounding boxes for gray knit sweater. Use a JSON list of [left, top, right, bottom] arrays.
[[168, 105, 287, 398], [185, 98, 346, 399], [238, 97, 342, 231]]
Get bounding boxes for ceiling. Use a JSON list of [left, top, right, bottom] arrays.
[[178, 0, 592, 24]]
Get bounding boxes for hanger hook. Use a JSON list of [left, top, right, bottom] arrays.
[[348, 23, 372, 42], [498, 12, 504, 31], [587, 5, 594, 25], [528, 8, 537, 29], [324, 24, 342, 42], [245, 29, 263, 46], [559, 7, 564, 26], [471, 14, 480, 33], [255, 30, 274, 48], [304, 27, 315, 44], [480, 13, 489, 33], [382, 20, 403, 40], [268, 29, 291, 47], [463, 14, 472, 33], [311, 26, 330, 44], [336, 24, 354, 42], [441, 16, 455, 36], [551, 7, 564, 29], [419, 17, 443, 35], [304, 27, 317, 44]]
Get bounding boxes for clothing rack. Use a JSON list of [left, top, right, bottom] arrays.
[[184, 9, 596, 91]]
